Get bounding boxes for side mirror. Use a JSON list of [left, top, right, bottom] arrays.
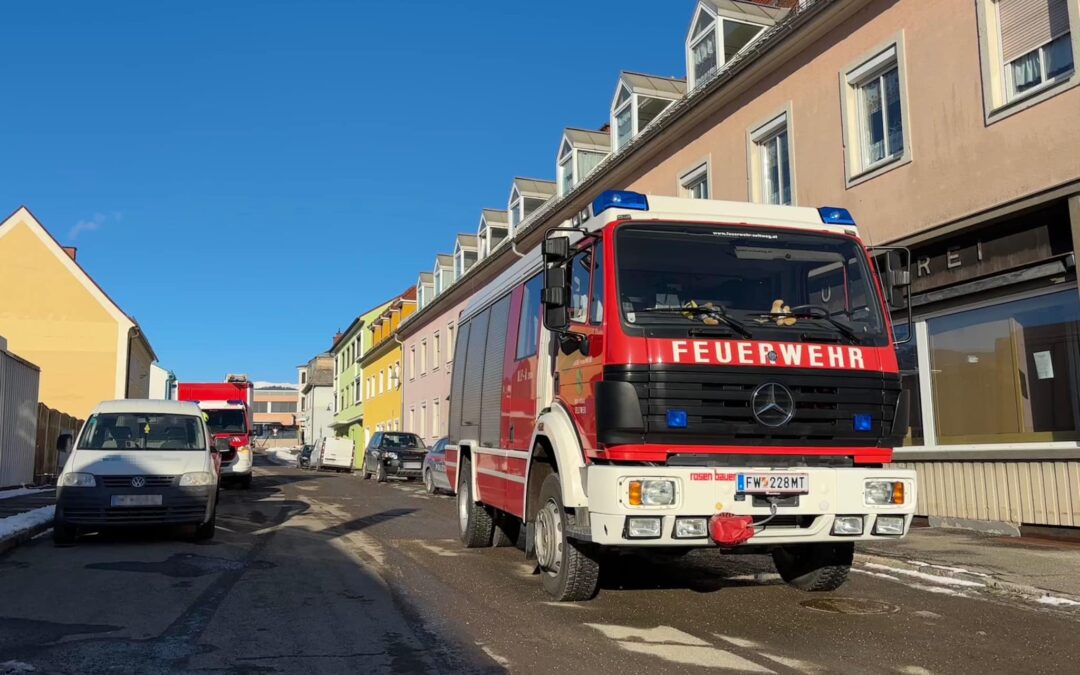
[[56, 433, 73, 453], [869, 246, 912, 345], [214, 438, 231, 453], [542, 266, 570, 332], [542, 236, 570, 264]]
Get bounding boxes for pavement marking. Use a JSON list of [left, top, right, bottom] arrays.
[[913, 610, 943, 619], [897, 667, 934, 675], [587, 624, 774, 672], [414, 541, 463, 557], [476, 643, 511, 668], [715, 634, 763, 649], [758, 653, 830, 674]]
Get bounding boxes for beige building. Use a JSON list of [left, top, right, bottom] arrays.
[[253, 384, 299, 444], [0, 207, 156, 418], [404, 0, 1080, 532]]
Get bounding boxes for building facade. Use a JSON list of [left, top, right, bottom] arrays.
[[401, 296, 469, 446], [359, 288, 416, 444], [0, 207, 157, 418], [392, 0, 1080, 531], [330, 300, 392, 468], [298, 354, 334, 445], [253, 384, 299, 445]]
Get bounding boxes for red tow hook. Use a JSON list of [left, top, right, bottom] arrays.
[[709, 513, 756, 547]]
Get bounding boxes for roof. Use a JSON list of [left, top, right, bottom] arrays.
[[435, 253, 454, 267], [480, 208, 509, 226], [512, 177, 557, 199], [91, 399, 204, 415], [620, 71, 687, 99], [699, 0, 788, 25], [564, 127, 612, 153], [456, 233, 479, 249], [417, 271, 434, 283]]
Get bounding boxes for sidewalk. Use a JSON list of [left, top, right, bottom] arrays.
[[0, 488, 56, 555], [856, 526, 1080, 607]]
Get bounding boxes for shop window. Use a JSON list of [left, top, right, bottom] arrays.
[[894, 324, 924, 445], [927, 290, 1080, 445]]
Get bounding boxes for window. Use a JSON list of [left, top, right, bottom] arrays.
[[841, 41, 911, 183], [750, 111, 792, 205], [690, 12, 717, 84], [590, 242, 605, 325], [447, 323, 456, 363], [926, 290, 1080, 445], [686, 7, 767, 89], [432, 398, 440, 438], [578, 151, 605, 179], [558, 146, 574, 196], [419, 404, 426, 439], [680, 163, 709, 199], [270, 401, 297, 413], [409, 346, 416, 380], [354, 379, 361, 403], [516, 274, 543, 359], [420, 339, 428, 375], [569, 251, 591, 323], [252, 401, 270, 414], [408, 407, 414, 433], [300, 372, 307, 385], [991, 0, 1075, 104], [509, 187, 522, 229], [433, 331, 441, 369], [614, 86, 633, 150], [378, 370, 384, 394]]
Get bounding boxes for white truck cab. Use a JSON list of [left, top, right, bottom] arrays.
[[54, 399, 222, 546]]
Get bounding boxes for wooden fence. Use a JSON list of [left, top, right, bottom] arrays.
[[34, 404, 82, 482]]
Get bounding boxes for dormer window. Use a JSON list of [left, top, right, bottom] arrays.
[[432, 254, 454, 296], [416, 272, 433, 311], [477, 209, 509, 259], [508, 178, 556, 232], [610, 73, 687, 152], [685, 1, 779, 90], [557, 128, 611, 196], [454, 234, 479, 279]]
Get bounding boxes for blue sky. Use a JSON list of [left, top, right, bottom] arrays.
[[1, 0, 689, 382]]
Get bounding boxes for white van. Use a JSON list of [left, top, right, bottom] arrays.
[[317, 437, 355, 472], [53, 400, 223, 546]]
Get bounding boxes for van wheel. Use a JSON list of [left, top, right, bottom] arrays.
[[53, 519, 77, 547], [457, 456, 494, 547], [534, 473, 600, 601], [375, 462, 388, 483], [772, 542, 853, 591], [193, 509, 217, 542]]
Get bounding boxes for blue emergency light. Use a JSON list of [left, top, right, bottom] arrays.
[[592, 190, 649, 215], [818, 206, 856, 225], [666, 409, 688, 429], [853, 414, 873, 432]]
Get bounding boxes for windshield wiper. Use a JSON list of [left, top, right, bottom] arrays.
[[758, 307, 862, 345], [636, 306, 753, 339]]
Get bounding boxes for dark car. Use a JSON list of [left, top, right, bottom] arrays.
[[297, 445, 314, 469], [362, 432, 426, 482], [422, 437, 453, 494]]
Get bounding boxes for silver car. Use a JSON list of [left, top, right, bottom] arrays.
[[422, 437, 453, 494]]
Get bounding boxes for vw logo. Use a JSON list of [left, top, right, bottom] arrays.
[[130, 476, 146, 488], [751, 383, 795, 427]]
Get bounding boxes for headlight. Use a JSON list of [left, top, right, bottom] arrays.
[[383, 451, 398, 461], [60, 472, 95, 487], [865, 480, 905, 505], [180, 472, 215, 486], [628, 479, 676, 506], [236, 445, 251, 456]]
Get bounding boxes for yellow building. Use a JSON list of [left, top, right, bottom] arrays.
[[359, 287, 416, 442], [0, 207, 156, 418]]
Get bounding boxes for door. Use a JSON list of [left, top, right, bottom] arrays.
[[501, 273, 543, 516]]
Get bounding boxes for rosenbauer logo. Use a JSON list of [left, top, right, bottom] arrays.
[[668, 339, 867, 370]]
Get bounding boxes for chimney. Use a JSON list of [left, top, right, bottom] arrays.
[[332, 331, 343, 347], [63, 247, 78, 261]]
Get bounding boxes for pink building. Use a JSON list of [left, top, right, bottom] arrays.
[[400, 288, 468, 446]]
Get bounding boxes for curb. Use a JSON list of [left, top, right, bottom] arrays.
[[854, 551, 1080, 607], [0, 520, 52, 557]]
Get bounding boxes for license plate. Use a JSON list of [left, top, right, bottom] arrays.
[[403, 461, 421, 470], [737, 473, 808, 494], [111, 494, 163, 507]]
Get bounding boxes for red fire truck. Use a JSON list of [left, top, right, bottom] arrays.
[[177, 374, 255, 488], [446, 191, 916, 601]]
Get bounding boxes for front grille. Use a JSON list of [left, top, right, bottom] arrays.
[[99, 475, 176, 488], [63, 503, 207, 525], [751, 515, 817, 529], [605, 365, 901, 447]]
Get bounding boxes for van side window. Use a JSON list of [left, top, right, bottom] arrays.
[[590, 242, 604, 324], [569, 251, 590, 323], [516, 273, 543, 359]]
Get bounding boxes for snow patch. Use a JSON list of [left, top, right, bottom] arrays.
[[0, 487, 51, 501], [852, 568, 902, 582], [267, 448, 299, 465], [910, 560, 990, 577], [862, 562, 985, 588], [253, 381, 297, 390], [1036, 595, 1080, 607], [0, 506, 55, 540]]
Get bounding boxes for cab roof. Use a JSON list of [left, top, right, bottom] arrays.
[[90, 399, 204, 416]]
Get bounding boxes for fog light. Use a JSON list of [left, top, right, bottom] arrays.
[[674, 517, 708, 538], [865, 480, 904, 505], [626, 517, 662, 539], [874, 515, 905, 535], [832, 516, 863, 536]]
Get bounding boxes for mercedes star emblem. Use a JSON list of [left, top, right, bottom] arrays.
[[130, 476, 146, 488], [751, 382, 795, 427]]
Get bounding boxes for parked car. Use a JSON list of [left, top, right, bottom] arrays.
[[318, 437, 355, 472], [53, 399, 222, 546], [297, 444, 314, 468], [422, 437, 453, 494], [362, 432, 426, 482]]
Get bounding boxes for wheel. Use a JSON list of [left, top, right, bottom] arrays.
[[53, 518, 77, 547], [772, 542, 853, 591], [238, 475, 252, 489], [193, 509, 217, 542], [424, 469, 436, 494], [375, 462, 388, 483], [534, 473, 600, 601], [457, 456, 494, 548], [492, 514, 521, 548]]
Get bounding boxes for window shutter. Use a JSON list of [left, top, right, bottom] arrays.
[[999, 0, 1071, 62]]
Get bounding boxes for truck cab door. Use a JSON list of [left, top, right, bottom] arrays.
[[555, 242, 605, 452]]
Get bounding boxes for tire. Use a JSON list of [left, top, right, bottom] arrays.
[[457, 456, 494, 548], [53, 518, 77, 547], [238, 475, 252, 490], [375, 462, 388, 483], [193, 509, 217, 542], [772, 542, 854, 591], [534, 473, 600, 601], [423, 469, 436, 494], [492, 514, 521, 548]]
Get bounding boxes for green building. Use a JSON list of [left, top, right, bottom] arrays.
[[330, 300, 391, 470]]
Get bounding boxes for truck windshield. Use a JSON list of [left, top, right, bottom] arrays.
[[204, 409, 247, 434], [380, 433, 426, 450], [78, 413, 206, 450], [616, 223, 888, 346]]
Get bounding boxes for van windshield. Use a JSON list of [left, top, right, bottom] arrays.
[[615, 223, 888, 346], [78, 413, 206, 450], [203, 409, 248, 434]]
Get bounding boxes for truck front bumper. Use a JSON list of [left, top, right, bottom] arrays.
[[584, 465, 916, 547], [221, 448, 253, 477]]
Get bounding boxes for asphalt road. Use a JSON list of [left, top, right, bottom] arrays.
[[1, 456, 1078, 674]]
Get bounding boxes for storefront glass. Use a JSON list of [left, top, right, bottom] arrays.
[[894, 323, 923, 445], [927, 290, 1080, 445]]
